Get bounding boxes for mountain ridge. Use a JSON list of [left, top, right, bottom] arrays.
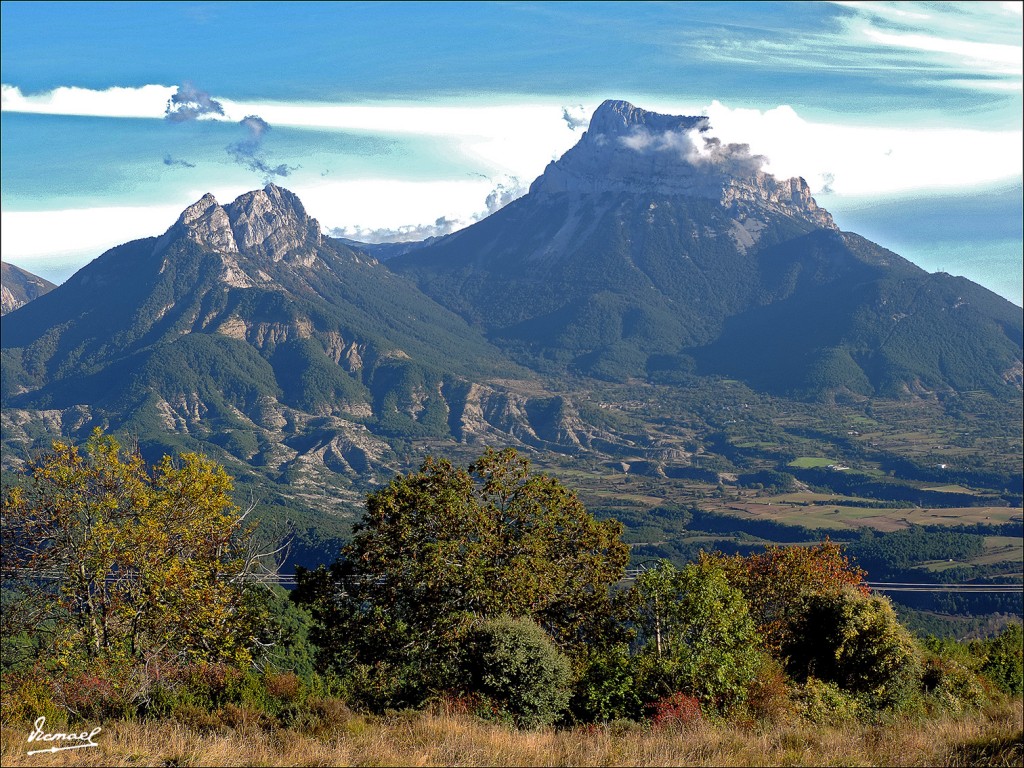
[[2, 100, 1021, 545], [1, 184, 644, 511]]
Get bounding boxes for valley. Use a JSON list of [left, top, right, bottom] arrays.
[[2, 101, 1021, 638]]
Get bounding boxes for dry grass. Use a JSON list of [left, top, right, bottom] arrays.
[[1, 700, 1021, 767]]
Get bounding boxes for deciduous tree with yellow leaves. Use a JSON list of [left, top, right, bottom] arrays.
[[1, 430, 269, 672]]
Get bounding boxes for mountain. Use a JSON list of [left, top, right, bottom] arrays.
[[1, 261, 56, 315], [3, 185, 645, 516], [2, 102, 1021, 555], [391, 100, 1022, 397]]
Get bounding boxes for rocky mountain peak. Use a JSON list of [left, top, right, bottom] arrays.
[[585, 99, 708, 139], [158, 184, 323, 263], [226, 184, 322, 262], [167, 193, 239, 254], [532, 100, 835, 229]]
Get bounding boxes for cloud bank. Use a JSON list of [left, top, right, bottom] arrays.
[[327, 175, 528, 243]]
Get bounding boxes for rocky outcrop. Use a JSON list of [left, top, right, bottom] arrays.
[[531, 99, 835, 230], [1, 261, 56, 315], [227, 184, 323, 262], [156, 184, 324, 266]]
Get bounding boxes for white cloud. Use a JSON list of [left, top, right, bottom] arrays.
[[214, 98, 579, 181], [1, 203, 185, 259], [3, 85, 1021, 275], [5, 83, 1020, 196], [0, 83, 175, 118], [0, 178, 503, 272], [688, 100, 1023, 196]]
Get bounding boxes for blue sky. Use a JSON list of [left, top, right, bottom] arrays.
[[1, 1, 1021, 304]]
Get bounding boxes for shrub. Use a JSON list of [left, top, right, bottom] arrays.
[[570, 644, 642, 723], [744, 656, 797, 724], [787, 588, 922, 710], [462, 615, 573, 728], [341, 660, 425, 713], [48, 658, 148, 721], [793, 678, 861, 725], [973, 623, 1023, 695], [0, 666, 63, 725], [648, 693, 702, 730], [921, 656, 988, 714], [265, 672, 301, 702]]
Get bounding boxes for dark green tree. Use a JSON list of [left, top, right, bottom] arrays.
[[787, 587, 922, 709], [972, 623, 1023, 695], [293, 447, 628, 709], [462, 615, 573, 728]]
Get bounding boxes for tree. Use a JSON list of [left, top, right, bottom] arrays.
[[1, 430, 270, 671], [706, 541, 868, 656], [624, 560, 762, 712], [972, 623, 1023, 695], [293, 447, 629, 707]]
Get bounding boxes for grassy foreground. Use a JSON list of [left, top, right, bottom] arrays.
[[1, 700, 1020, 767]]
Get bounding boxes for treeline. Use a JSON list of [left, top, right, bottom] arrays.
[[596, 504, 1022, 619], [2, 436, 1021, 733], [849, 527, 986, 575], [792, 467, 994, 508]]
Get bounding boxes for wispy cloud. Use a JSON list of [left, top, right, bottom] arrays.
[[163, 154, 196, 169], [689, 1, 1022, 93], [226, 115, 295, 180]]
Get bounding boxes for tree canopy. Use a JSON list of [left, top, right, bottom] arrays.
[[293, 447, 629, 706], [625, 560, 762, 711], [1, 430, 269, 671], [706, 541, 868, 655]]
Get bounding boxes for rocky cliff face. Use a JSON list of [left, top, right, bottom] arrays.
[[155, 184, 325, 279], [531, 99, 834, 230], [1, 261, 56, 315]]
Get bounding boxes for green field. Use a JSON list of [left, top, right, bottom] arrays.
[[788, 456, 837, 468]]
